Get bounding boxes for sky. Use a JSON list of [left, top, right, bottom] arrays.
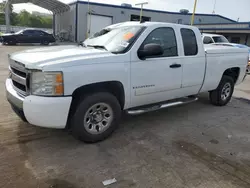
[[1, 0, 250, 22]]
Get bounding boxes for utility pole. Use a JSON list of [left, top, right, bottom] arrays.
[[5, 0, 11, 33], [191, 0, 198, 25], [212, 0, 217, 14], [135, 2, 148, 22]]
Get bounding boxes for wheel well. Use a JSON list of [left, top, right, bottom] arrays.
[[223, 67, 240, 83], [66, 81, 125, 128]]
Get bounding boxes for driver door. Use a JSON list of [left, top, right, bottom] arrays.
[[130, 27, 183, 107]]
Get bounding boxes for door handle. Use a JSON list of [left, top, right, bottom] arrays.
[[169, 63, 181, 68]]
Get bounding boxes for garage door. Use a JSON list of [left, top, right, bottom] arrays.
[[87, 14, 112, 37]]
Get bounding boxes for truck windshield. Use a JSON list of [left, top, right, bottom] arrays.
[[212, 36, 229, 43], [83, 26, 145, 54]]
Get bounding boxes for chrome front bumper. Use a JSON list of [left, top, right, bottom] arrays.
[[6, 78, 24, 109]]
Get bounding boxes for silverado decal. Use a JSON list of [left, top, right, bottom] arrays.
[[133, 85, 155, 89]]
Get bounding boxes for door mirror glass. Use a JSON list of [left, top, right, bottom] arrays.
[[138, 43, 164, 59]]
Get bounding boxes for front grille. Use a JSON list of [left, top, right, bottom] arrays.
[[12, 80, 26, 92], [11, 67, 27, 78], [9, 59, 29, 96]]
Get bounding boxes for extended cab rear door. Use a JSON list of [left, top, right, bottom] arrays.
[[178, 27, 206, 96], [130, 25, 183, 107]]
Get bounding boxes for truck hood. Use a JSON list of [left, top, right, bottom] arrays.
[[10, 45, 114, 69]]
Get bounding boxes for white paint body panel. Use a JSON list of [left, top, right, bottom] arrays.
[[200, 45, 248, 92], [8, 22, 248, 129], [23, 96, 72, 128]]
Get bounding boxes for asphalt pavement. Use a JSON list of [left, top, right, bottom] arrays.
[[0, 44, 250, 188]]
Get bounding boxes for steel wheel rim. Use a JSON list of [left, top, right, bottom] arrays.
[[84, 103, 114, 135], [221, 83, 231, 101]]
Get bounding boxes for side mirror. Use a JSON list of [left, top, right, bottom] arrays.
[[138, 43, 164, 60]]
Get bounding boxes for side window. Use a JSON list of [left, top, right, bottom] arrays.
[[34, 30, 44, 36], [203, 36, 213, 44], [23, 30, 35, 35], [181, 28, 198, 56], [23, 30, 31, 35], [41, 31, 48, 35], [140, 27, 178, 57]]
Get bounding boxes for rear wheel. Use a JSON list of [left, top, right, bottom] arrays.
[[209, 75, 234, 106], [71, 92, 121, 143]]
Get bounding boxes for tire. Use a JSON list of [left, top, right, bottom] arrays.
[[8, 40, 17, 45], [41, 40, 49, 45], [71, 92, 121, 143], [209, 75, 235, 106]]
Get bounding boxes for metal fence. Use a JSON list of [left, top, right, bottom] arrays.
[[0, 25, 52, 34]]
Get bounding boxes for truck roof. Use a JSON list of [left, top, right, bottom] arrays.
[[106, 21, 198, 30], [202, 33, 223, 37]]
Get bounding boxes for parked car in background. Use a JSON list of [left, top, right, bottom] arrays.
[[213, 43, 250, 74], [0, 29, 55, 45], [202, 33, 229, 44]]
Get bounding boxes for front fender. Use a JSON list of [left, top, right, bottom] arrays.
[[62, 62, 131, 109]]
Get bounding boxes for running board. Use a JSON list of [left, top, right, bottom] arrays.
[[127, 97, 198, 115]]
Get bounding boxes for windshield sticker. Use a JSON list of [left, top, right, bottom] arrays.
[[119, 41, 129, 47], [123, 32, 135, 40]]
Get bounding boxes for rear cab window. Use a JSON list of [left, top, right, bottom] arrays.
[[180, 28, 198, 56]]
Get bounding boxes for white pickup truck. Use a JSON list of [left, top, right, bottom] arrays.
[[6, 22, 248, 142], [202, 33, 229, 44]]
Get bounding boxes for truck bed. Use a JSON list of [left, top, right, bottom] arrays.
[[204, 45, 248, 54], [200, 45, 248, 93]]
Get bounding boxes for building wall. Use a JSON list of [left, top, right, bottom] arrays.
[[55, 4, 76, 41], [224, 33, 250, 46], [197, 23, 250, 29], [76, 2, 235, 42]]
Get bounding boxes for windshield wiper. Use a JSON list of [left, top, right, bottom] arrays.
[[87, 45, 107, 51]]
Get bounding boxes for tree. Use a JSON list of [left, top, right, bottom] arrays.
[[0, 5, 53, 29], [16, 10, 52, 28], [17, 10, 30, 26], [41, 16, 52, 28], [29, 15, 43, 27]]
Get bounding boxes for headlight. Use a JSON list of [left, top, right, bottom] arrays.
[[31, 71, 64, 96]]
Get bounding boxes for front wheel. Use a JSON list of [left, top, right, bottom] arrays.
[[41, 40, 49, 45], [71, 92, 121, 143], [8, 40, 17, 45], [209, 75, 235, 106]]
